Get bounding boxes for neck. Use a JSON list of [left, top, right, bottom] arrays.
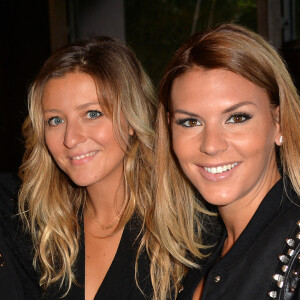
[[86, 173, 126, 225], [219, 162, 281, 256]]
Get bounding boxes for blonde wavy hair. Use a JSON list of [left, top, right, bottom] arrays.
[[18, 36, 193, 299], [156, 22, 300, 269]]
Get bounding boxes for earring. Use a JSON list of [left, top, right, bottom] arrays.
[[279, 136, 283, 144]]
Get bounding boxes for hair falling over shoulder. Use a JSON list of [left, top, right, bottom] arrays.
[[18, 36, 209, 299]]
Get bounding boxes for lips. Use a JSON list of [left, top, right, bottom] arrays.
[[204, 162, 238, 174], [70, 150, 98, 160], [196, 162, 240, 183]]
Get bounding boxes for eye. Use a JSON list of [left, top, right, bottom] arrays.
[[86, 110, 103, 120], [176, 118, 202, 127], [48, 116, 64, 126], [226, 113, 252, 124]]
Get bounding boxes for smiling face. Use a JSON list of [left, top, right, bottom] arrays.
[[171, 68, 282, 210], [42, 72, 126, 189]]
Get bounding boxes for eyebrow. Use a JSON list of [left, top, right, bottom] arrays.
[[172, 109, 200, 118], [76, 102, 100, 110], [173, 101, 256, 117], [43, 102, 100, 113], [222, 101, 256, 113]]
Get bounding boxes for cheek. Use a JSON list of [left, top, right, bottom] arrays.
[[93, 126, 125, 157], [172, 132, 193, 163], [94, 127, 117, 148], [44, 133, 55, 154], [230, 123, 276, 161], [44, 131, 63, 161]]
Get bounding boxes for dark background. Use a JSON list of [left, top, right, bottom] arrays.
[[0, 1, 51, 172], [1, 0, 299, 172]]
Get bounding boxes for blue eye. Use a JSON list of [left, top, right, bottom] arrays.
[[48, 117, 64, 126], [226, 113, 252, 124], [176, 118, 202, 127], [86, 110, 103, 119]]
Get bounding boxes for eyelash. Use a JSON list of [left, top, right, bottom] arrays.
[[175, 112, 253, 128], [85, 110, 104, 120], [226, 112, 253, 124], [47, 116, 63, 127], [46, 110, 104, 126], [175, 118, 201, 128]]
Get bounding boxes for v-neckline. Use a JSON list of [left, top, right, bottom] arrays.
[[82, 216, 142, 299]]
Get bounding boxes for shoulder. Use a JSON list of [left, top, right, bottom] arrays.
[[0, 226, 26, 300], [0, 172, 21, 244], [0, 173, 27, 299], [0, 172, 42, 299], [0, 172, 20, 194], [266, 180, 300, 299], [0, 172, 21, 239], [0, 172, 20, 213]]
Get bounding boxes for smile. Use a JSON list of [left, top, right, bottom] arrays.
[[70, 150, 98, 160], [204, 163, 238, 174]]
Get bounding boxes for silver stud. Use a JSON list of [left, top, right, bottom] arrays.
[[214, 275, 221, 283], [273, 274, 284, 282], [290, 285, 296, 293], [279, 255, 289, 263], [293, 270, 299, 277], [296, 233, 300, 240], [282, 265, 289, 272], [297, 220, 300, 227], [286, 239, 295, 247], [277, 280, 284, 288], [268, 291, 277, 298], [288, 249, 295, 256]]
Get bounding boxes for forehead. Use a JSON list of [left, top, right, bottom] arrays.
[[42, 72, 97, 106], [171, 68, 270, 111]]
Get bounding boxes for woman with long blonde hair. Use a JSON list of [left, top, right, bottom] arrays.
[[18, 36, 208, 300], [156, 24, 300, 299]]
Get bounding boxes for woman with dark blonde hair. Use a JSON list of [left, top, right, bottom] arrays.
[[18, 36, 209, 300], [156, 24, 300, 299]]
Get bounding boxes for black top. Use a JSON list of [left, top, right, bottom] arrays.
[[0, 172, 40, 300], [0, 219, 25, 300], [178, 178, 300, 299], [0, 172, 153, 300], [45, 216, 153, 300]]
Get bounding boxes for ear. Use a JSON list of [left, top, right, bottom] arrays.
[[129, 126, 134, 136], [273, 106, 282, 146]]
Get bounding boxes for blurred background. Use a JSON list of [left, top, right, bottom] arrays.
[[0, 0, 299, 172]]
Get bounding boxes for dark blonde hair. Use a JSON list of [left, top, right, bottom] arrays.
[[155, 23, 300, 275]]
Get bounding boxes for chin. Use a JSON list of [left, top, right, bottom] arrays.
[[69, 179, 88, 187], [66, 174, 92, 187], [196, 187, 234, 206]]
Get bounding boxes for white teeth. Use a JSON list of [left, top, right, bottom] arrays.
[[216, 166, 222, 173], [71, 151, 98, 160], [204, 163, 238, 174]]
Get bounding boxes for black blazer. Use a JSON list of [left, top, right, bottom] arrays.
[[179, 178, 300, 300]]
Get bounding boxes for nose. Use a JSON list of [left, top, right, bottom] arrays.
[[63, 121, 86, 149], [200, 125, 228, 155]]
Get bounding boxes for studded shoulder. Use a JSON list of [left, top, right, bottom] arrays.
[[268, 220, 300, 299]]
